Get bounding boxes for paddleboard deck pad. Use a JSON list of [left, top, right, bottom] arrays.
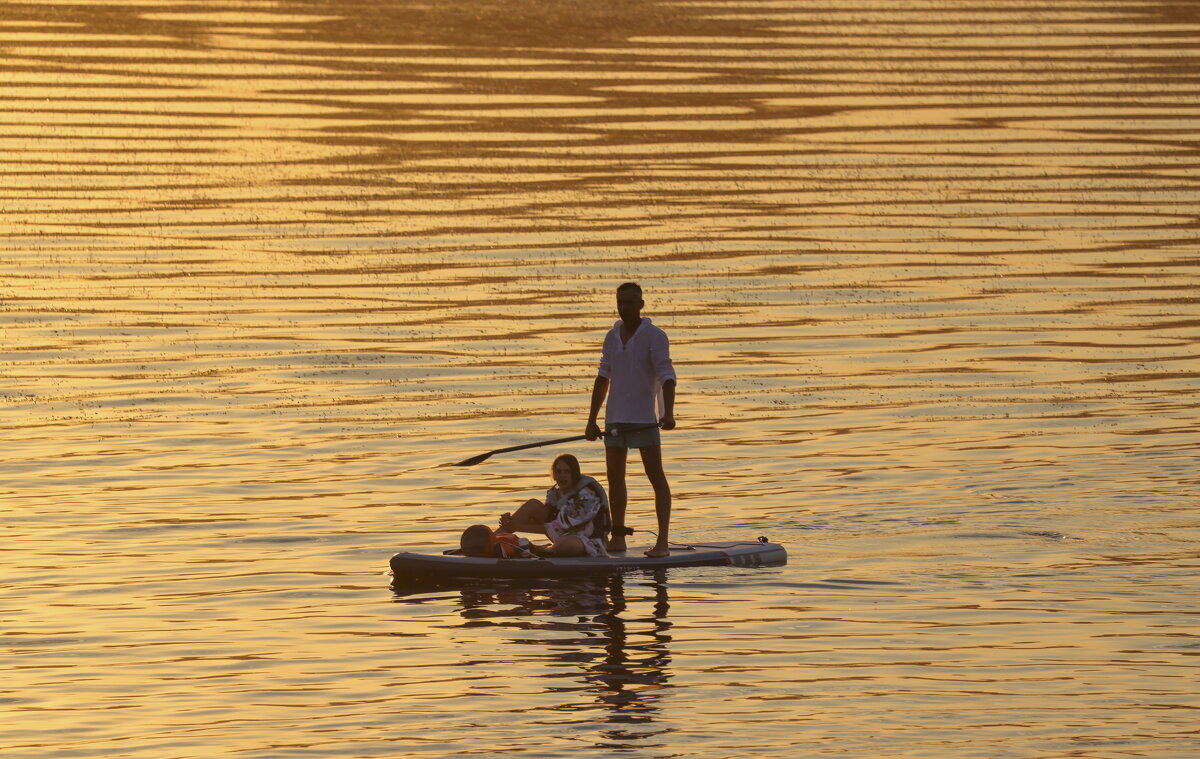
[[390, 539, 786, 582]]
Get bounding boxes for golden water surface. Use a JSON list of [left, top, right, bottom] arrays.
[[2, 0, 1198, 756]]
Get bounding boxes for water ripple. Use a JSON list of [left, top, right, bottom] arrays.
[[3, 0, 1199, 757]]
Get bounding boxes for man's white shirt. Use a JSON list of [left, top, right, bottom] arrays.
[[598, 317, 676, 425]]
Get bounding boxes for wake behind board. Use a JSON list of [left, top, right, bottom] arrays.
[[389, 539, 786, 582]]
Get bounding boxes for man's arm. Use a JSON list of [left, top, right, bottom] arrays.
[[652, 328, 677, 431], [585, 375, 609, 440], [660, 379, 676, 430]]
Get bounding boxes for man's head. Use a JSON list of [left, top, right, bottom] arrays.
[[460, 524, 494, 557], [616, 282, 644, 324]]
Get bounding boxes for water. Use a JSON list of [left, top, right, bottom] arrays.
[[2, 0, 1198, 756]]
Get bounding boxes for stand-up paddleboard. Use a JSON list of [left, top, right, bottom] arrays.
[[389, 538, 786, 582]]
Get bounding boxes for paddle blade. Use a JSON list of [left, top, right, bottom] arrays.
[[451, 452, 492, 467]]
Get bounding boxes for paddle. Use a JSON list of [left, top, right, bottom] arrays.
[[451, 423, 661, 467]]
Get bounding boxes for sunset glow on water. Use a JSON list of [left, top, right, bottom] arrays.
[[2, 1, 1198, 756]]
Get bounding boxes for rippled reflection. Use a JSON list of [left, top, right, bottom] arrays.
[[394, 573, 673, 740]]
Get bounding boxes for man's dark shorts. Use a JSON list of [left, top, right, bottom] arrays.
[[604, 423, 661, 449]]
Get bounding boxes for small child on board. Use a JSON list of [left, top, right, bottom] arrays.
[[459, 524, 533, 558]]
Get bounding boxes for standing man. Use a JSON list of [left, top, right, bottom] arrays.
[[585, 282, 677, 557]]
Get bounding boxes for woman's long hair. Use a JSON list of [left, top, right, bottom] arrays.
[[551, 453, 582, 488]]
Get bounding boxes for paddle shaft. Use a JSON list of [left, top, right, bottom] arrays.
[[452, 423, 661, 467], [477, 433, 588, 459]]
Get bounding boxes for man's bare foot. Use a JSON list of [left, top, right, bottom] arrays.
[[644, 544, 670, 558], [607, 538, 627, 553]]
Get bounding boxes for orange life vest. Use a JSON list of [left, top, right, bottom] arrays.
[[487, 531, 526, 558]]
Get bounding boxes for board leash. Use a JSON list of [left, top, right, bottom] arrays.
[[650, 534, 772, 551]]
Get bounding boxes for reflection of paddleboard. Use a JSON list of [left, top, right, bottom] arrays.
[[389, 539, 787, 582]]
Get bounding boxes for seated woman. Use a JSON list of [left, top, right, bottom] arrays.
[[500, 453, 611, 557]]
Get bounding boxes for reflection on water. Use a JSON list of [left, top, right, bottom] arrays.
[[395, 573, 673, 740], [2, 0, 1199, 756]]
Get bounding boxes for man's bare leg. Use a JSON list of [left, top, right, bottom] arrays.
[[640, 444, 671, 557], [605, 444, 629, 552]]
